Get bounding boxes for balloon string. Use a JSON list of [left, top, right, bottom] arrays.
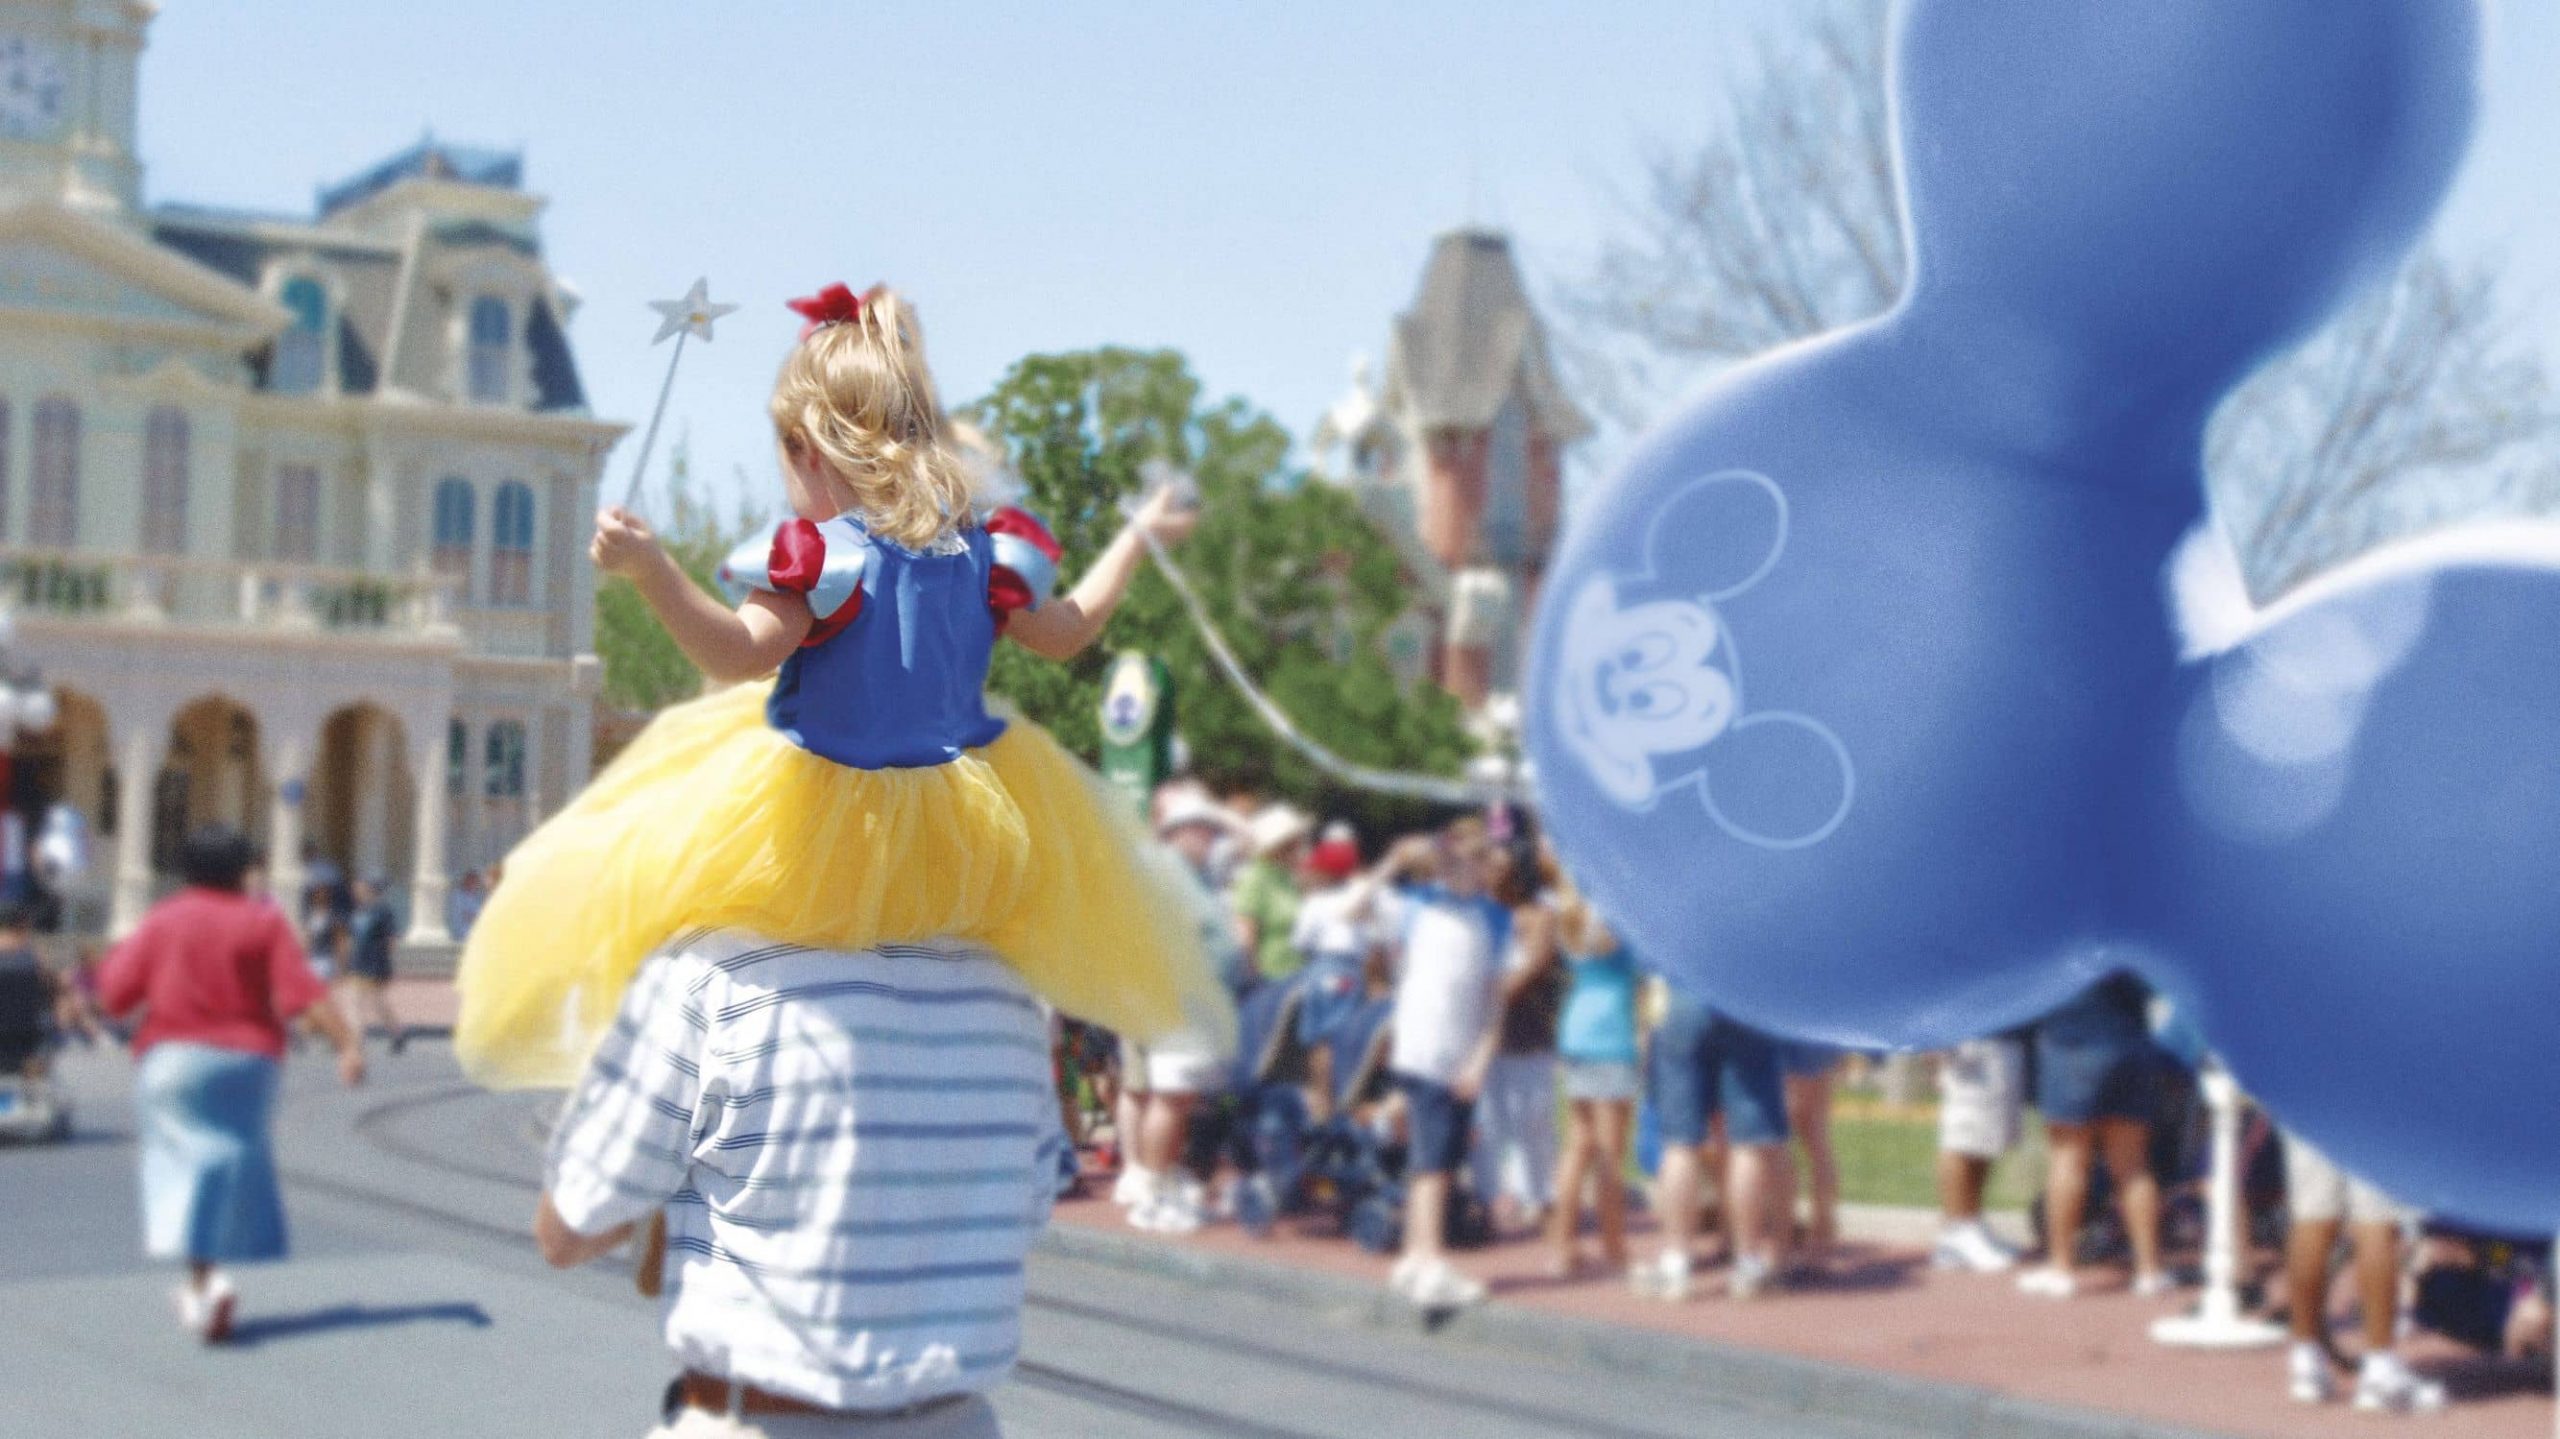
[[1138, 530, 1513, 808]]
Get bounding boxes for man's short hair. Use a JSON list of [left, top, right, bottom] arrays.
[[178, 825, 258, 892]]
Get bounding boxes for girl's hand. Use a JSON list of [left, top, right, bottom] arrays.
[[1129, 485, 1199, 547], [590, 507, 665, 580]]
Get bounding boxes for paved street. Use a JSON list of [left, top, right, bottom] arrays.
[[1, 1041, 1906, 1439]]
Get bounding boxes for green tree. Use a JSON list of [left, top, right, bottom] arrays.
[[970, 348, 1475, 838], [594, 439, 767, 713]]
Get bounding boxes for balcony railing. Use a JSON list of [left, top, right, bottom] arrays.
[[0, 545, 461, 639]]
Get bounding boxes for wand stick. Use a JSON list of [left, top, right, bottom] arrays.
[[618, 278, 737, 513], [620, 329, 687, 512]]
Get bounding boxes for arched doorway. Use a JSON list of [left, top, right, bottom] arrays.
[[308, 703, 415, 892], [153, 697, 266, 876], [13, 687, 109, 931]]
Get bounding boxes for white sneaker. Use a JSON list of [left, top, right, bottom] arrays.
[[1401, 1258, 1486, 1309], [2288, 1341, 2336, 1404], [2353, 1353, 2447, 1414], [2014, 1265, 2078, 1299], [1729, 1252, 1779, 1301], [1630, 1252, 1693, 1302], [1145, 1192, 1204, 1236], [1388, 1254, 1426, 1298], [1932, 1221, 2020, 1273], [1110, 1167, 1155, 1209], [178, 1271, 238, 1344]]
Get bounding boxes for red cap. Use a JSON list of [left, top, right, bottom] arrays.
[[1307, 839, 1361, 881]]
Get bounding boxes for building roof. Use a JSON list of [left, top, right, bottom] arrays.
[[317, 137, 523, 218], [1386, 228, 1588, 441], [149, 138, 587, 413]]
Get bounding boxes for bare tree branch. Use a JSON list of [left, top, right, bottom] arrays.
[[1567, 0, 2560, 605]]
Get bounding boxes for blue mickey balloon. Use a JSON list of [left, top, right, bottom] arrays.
[[2144, 537, 2560, 1231], [1533, 0, 2479, 1047]]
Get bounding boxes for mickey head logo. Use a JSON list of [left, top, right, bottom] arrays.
[[1552, 469, 1854, 850]]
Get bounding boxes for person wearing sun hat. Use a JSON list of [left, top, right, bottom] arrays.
[[1105, 788, 1245, 1233], [1230, 805, 1310, 987]]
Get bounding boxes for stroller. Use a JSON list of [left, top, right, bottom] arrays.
[[1230, 985, 1491, 1254], [0, 952, 70, 1143]]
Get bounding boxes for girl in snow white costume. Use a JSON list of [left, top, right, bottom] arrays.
[[455, 283, 1225, 1088]]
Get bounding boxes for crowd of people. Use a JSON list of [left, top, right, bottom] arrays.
[[1045, 781, 2556, 1417]]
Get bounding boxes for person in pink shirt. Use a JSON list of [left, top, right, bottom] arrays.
[[98, 825, 366, 1342]]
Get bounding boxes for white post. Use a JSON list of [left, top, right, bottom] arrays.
[[109, 724, 161, 936], [2152, 1062, 2288, 1348], [404, 722, 451, 944]]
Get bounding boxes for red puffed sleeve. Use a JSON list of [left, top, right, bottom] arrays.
[[723, 517, 864, 646], [768, 518, 827, 594], [985, 507, 1062, 629]]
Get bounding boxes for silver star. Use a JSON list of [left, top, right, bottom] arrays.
[[647, 277, 737, 344]]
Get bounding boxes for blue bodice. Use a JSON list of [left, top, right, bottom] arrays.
[[715, 508, 1060, 771]]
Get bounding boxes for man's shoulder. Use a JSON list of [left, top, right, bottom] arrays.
[[655, 930, 1030, 1004]]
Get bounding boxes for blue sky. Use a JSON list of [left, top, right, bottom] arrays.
[[139, 2, 2555, 516]]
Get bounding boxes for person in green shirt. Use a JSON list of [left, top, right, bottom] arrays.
[[1230, 806, 1309, 985]]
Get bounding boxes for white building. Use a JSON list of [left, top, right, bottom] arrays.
[[0, 1, 623, 963]]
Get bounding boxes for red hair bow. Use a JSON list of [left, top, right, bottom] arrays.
[[787, 283, 863, 337]]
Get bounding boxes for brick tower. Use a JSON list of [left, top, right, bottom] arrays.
[[1314, 229, 1588, 710]]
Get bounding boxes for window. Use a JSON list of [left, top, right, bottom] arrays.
[[142, 407, 189, 554], [1483, 400, 1530, 565], [467, 296, 512, 403], [431, 477, 475, 580], [29, 397, 76, 546], [446, 718, 467, 797], [274, 276, 327, 394], [490, 480, 534, 605], [484, 720, 526, 798], [274, 463, 321, 563]]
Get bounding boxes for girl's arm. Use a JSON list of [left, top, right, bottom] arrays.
[[1498, 904, 1559, 1003], [593, 508, 813, 683], [1005, 487, 1196, 662]]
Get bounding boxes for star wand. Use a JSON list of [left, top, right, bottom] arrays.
[[620, 277, 738, 511]]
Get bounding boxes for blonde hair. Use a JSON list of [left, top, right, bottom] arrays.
[[769, 286, 976, 549], [1553, 880, 1617, 957]]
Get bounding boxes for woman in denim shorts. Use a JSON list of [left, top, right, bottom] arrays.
[[1547, 891, 1639, 1278]]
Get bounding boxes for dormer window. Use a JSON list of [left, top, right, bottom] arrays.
[[274, 276, 328, 394], [467, 295, 513, 403]]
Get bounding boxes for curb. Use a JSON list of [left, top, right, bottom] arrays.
[[1034, 1222, 2236, 1439]]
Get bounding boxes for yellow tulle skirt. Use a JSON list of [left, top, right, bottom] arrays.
[[455, 679, 1231, 1090]]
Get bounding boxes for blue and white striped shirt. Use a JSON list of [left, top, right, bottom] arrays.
[[546, 931, 1064, 1412]]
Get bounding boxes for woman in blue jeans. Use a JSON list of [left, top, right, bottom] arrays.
[[1634, 984, 1793, 1301], [2019, 972, 2170, 1299]]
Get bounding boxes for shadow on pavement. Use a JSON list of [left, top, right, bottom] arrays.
[[226, 1300, 493, 1347]]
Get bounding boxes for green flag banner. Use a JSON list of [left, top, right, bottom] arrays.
[[1097, 650, 1175, 812]]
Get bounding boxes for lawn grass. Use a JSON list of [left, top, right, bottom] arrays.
[[1827, 1101, 2045, 1213]]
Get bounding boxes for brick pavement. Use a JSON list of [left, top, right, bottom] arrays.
[[1049, 1192, 2555, 1439]]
